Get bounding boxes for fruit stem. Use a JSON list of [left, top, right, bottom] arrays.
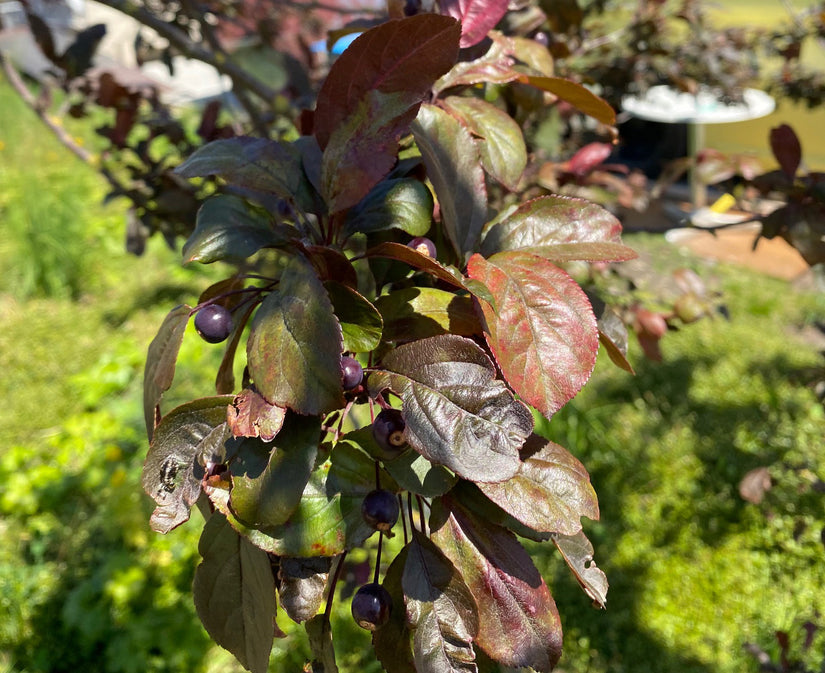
[[324, 550, 348, 622], [416, 495, 427, 535], [373, 531, 384, 585]]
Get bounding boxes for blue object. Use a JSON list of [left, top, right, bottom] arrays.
[[310, 32, 363, 55]]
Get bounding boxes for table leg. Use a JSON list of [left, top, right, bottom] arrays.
[[688, 122, 706, 208]]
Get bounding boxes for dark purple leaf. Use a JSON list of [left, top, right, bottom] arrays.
[[412, 104, 487, 260], [770, 124, 801, 179], [369, 334, 533, 483], [439, 0, 510, 47], [278, 557, 333, 624], [142, 397, 233, 533], [477, 436, 599, 535], [403, 530, 479, 672], [480, 195, 624, 258], [442, 95, 527, 190], [183, 195, 297, 265], [247, 255, 344, 415], [143, 304, 191, 440], [193, 512, 276, 673], [373, 546, 416, 673], [314, 16, 459, 150], [227, 388, 287, 442], [229, 415, 320, 528], [430, 496, 563, 672], [468, 252, 598, 418], [551, 531, 608, 609]]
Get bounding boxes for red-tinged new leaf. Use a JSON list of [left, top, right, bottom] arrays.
[[442, 95, 527, 190], [568, 142, 612, 176], [770, 124, 802, 179], [193, 512, 277, 673], [467, 252, 598, 418], [477, 436, 599, 535], [551, 531, 609, 609], [480, 195, 624, 258], [430, 496, 563, 672], [439, 0, 510, 48], [412, 104, 487, 260], [227, 388, 287, 441], [519, 75, 616, 127], [314, 15, 460, 151], [433, 35, 519, 93], [143, 304, 191, 440], [246, 255, 344, 415]]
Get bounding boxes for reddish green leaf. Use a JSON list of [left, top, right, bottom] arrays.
[[324, 281, 383, 353], [597, 307, 634, 374], [442, 96, 527, 190], [193, 512, 276, 673], [477, 436, 599, 535], [403, 530, 479, 672], [143, 304, 191, 440], [142, 397, 233, 533], [480, 195, 623, 258], [307, 246, 359, 288], [383, 449, 458, 498], [412, 104, 487, 260], [369, 335, 533, 483], [519, 242, 637, 263], [551, 530, 608, 608], [433, 36, 520, 93], [430, 497, 563, 672], [375, 287, 481, 343], [227, 388, 287, 442], [770, 124, 801, 179], [229, 415, 321, 528], [314, 16, 460, 151], [467, 252, 598, 418], [183, 195, 296, 265], [364, 241, 468, 291], [519, 75, 616, 127], [175, 136, 303, 198], [344, 178, 434, 237], [247, 255, 344, 415], [440, 0, 510, 47]]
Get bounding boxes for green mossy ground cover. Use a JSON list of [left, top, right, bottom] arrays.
[[2, 74, 824, 672]]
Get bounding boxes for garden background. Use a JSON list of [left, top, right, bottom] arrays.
[[1, 0, 824, 671]]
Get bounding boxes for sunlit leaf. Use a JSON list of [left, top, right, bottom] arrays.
[[439, 0, 510, 47], [143, 304, 191, 440], [344, 178, 434, 237], [369, 334, 533, 482], [551, 530, 609, 608], [412, 104, 487, 261], [193, 512, 276, 673], [480, 195, 623, 258], [403, 530, 479, 672], [142, 397, 233, 533], [442, 96, 526, 190], [596, 304, 634, 374], [467, 252, 598, 418], [375, 287, 481, 343], [434, 36, 519, 93], [430, 497, 563, 671], [519, 75, 616, 127], [477, 436, 599, 535], [183, 195, 296, 264], [247, 255, 344, 415], [324, 281, 383, 353], [229, 415, 321, 528]]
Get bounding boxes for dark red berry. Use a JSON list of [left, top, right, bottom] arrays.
[[351, 582, 392, 631], [341, 355, 364, 390], [407, 236, 436, 258], [194, 304, 233, 343], [372, 409, 407, 457], [361, 489, 399, 532]]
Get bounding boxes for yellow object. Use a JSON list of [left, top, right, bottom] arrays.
[[710, 193, 736, 213]]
